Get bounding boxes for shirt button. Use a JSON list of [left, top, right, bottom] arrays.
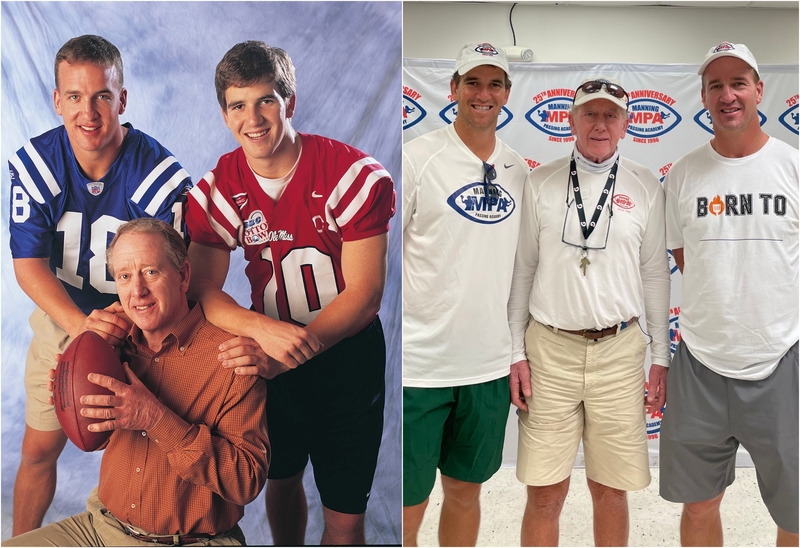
[[131, 504, 136, 509], [136, 467, 141, 473], [179, 347, 185, 352], [154, 357, 159, 362], [141, 431, 147, 436]]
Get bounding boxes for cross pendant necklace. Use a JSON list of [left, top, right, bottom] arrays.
[[580, 251, 590, 276]]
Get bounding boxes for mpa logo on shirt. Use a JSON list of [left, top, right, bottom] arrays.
[[612, 194, 635, 210], [446, 182, 516, 224]]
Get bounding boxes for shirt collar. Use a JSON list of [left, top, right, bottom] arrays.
[[126, 301, 204, 353], [573, 144, 619, 174]]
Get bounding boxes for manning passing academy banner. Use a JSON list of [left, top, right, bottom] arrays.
[[403, 58, 799, 466]]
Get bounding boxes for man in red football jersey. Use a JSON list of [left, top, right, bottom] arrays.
[[185, 41, 396, 545]]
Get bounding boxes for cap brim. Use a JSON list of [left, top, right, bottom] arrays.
[[457, 59, 509, 76], [573, 91, 628, 111]]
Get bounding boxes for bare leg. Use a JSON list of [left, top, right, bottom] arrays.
[[777, 527, 799, 547], [12, 426, 67, 536], [439, 475, 482, 546], [521, 477, 571, 546], [586, 478, 628, 546], [402, 499, 429, 547], [680, 491, 725, 547], [320, 507, 365, 545], [265, 470, 307, 546]]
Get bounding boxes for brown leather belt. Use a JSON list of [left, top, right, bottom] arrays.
[[555, 317, 639, 340], [122, 523, 214, 546]]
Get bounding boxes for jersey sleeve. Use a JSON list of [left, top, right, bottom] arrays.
[[8, 144, 60, 259], [143, 161, 192, 241], [124, 136, 193, 240], [329, 156, 396, 242], [185, 170, 241, 252]]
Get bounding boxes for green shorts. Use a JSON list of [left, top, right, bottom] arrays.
[[403, 376, 510, 506]]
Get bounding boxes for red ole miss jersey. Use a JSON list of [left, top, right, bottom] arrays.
[[186, 133, 395, 327]]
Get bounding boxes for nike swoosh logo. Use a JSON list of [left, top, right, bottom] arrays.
[[312, 191, 323, 198], [504, 163, 514, 169]]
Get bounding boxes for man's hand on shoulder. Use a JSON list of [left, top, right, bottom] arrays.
[[80, 363, 166, 432], [218, 335, 291, 379], [75, 303, 132, 347]]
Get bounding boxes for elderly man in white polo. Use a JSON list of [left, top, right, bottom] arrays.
[[508, 76, 670, 546]]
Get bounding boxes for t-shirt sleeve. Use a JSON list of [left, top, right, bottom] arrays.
[[664, 169, 684, 250]]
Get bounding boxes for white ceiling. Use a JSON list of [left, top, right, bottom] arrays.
[[448, 1, 797, 8]]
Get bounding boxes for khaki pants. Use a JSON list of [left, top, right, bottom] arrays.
[[3, 489, 244, 546]]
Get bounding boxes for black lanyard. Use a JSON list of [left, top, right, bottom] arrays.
[[569, 153, 618, 245]]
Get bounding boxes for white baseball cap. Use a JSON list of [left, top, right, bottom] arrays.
[[698, 42, 759, 76], [572, 77, 629, 111], [455, 42, 510, 77]]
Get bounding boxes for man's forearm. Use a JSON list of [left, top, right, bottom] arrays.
[[14, 257, 86, 337]]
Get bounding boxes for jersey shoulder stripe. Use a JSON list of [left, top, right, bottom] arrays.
[[123, 129, 192, 214], [142, 163, 191, 216], [188, 171, 241, 249], [9, 141, 62, 204], [328, 158, 391, 228]]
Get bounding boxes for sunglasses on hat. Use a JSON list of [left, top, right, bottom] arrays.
[[575, 79, 629, 102]]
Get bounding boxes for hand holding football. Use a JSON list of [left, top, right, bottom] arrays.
[[53, 331, 126, 451]]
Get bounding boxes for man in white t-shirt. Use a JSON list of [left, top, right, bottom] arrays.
[[507, 77, 670, 546], [402, 42, 528, 546], [661, 42, 798, 546]]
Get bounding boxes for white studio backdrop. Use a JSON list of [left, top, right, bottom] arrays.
[[403, 58, 800, 467], [1, 2, 401, 543]]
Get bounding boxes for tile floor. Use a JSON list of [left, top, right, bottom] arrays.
[[417, 467, 776, 547]]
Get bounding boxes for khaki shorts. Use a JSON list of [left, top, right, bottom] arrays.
[[24, 307, 72, 431], [2, 488, 243, 546], [516, 320, 650, 491]]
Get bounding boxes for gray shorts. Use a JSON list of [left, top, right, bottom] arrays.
[[660, 341, 799, 533]]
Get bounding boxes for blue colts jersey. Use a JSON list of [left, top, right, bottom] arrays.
[[8, 123, 192, 314]]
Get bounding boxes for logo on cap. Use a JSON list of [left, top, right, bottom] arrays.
[[475, 43, 499, 56], [713, 42, 735, 53]]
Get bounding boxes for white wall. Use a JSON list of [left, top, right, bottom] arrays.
[[403, 2, 799, 65]]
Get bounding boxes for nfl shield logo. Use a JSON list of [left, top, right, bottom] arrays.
[[87, 182, 104, 196]]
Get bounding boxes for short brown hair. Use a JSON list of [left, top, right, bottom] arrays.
[[452, 69, 512, 90], [106, 218, 188, 277], [215, 41, 296, 109], [54, 35, 124, 89]]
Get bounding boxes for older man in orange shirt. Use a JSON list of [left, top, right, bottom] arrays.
[[5, 218, 269, 547]]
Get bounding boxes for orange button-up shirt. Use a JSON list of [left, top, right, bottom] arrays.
[[98, 303, 269, 535]]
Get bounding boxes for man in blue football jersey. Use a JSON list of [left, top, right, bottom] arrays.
[[7, 35, 193, 536]]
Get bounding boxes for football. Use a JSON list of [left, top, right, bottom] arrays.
[[53, 331, 126, 452]]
